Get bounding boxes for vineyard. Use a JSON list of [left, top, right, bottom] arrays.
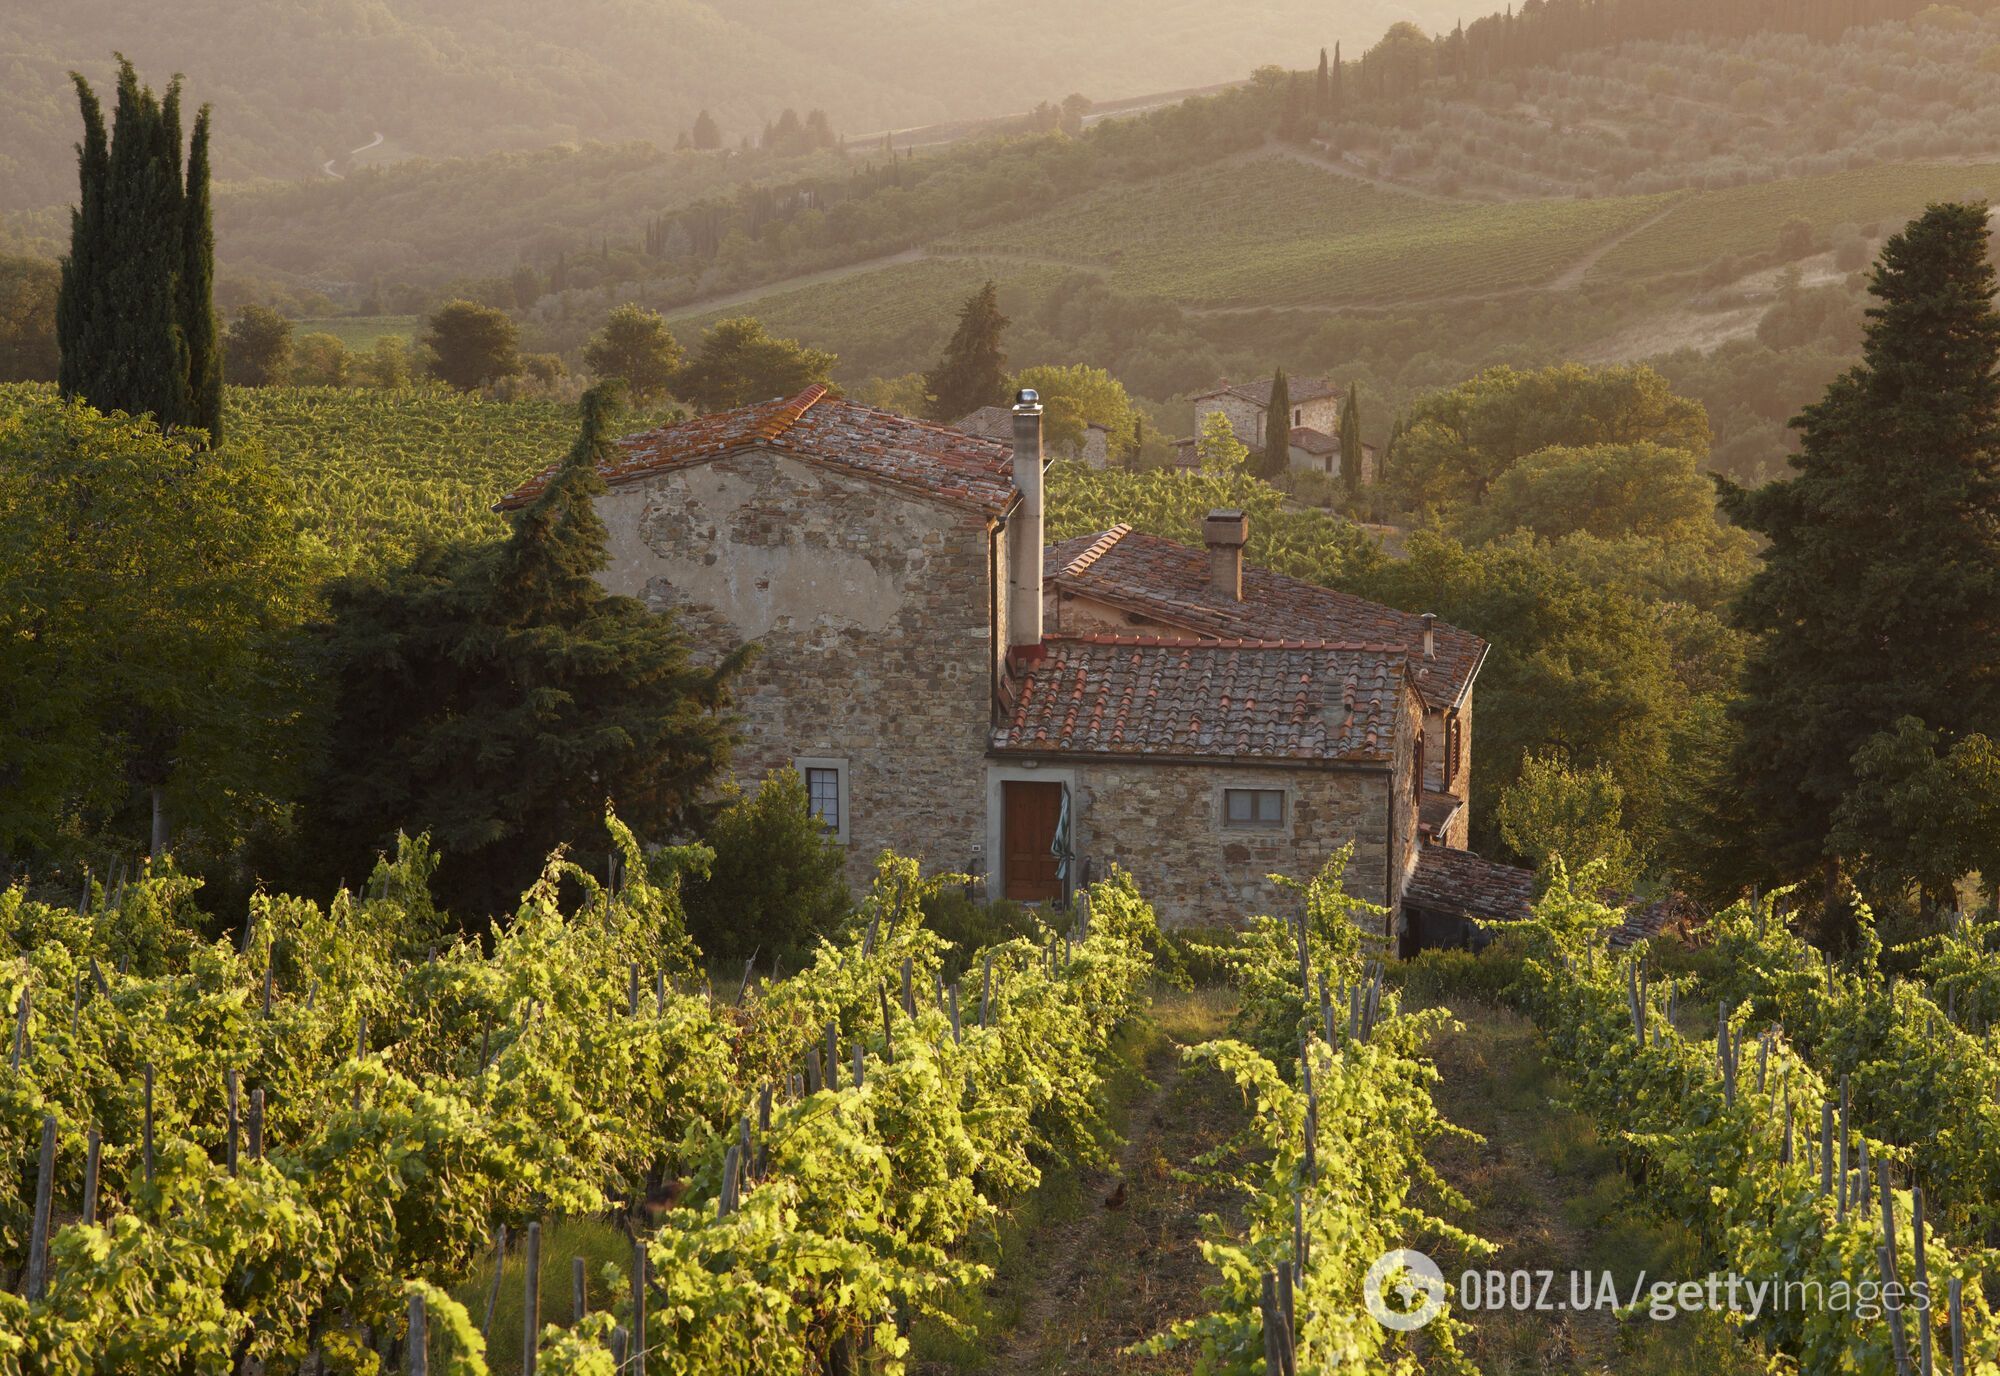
[[0, 825, 1165, 1371], [1589, 161, 2000, 280], [933, 159, 1674, 307], [1506, 867, 2000, 1376]]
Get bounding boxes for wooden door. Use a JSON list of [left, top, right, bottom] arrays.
[[1002, 781, 1065, 903]]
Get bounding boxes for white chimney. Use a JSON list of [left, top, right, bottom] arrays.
[[1421, 612, 1437, 661], [1008, 389, 1045, 650]]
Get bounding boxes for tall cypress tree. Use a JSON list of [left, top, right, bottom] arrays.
[[924, 281, 1009, 422], [1316, 49, 1331, 115], [58, 59, 220, 444], [1261, 369, 1292, 480], [1720, 203, 2000, 926], [1339, 381, 1364, 492]]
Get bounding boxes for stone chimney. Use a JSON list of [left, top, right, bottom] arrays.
[[1007, 389, 1045, 650], [1421, 612, 1437, 661], [1203, 509, 1249, 601]]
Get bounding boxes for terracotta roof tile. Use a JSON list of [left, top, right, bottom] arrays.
[[992, 635, 1412, 763], [498, 386, 1019, 516], [1405, 847, 1536, 924], [1288, 426, 1340, 456], [1043, 528, 1486, 709]]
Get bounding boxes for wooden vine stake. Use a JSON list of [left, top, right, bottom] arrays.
[[224, 1068, 241, 1175], [522, 1221, 542, 1376], [142, 1063, 156, 1184], [82, 1128, 100, 1226], [1877, 1163, 1912, 1376], [249, 1089, 265, 1160], [1949, 1277, 1966, 1376], [900, 957, 914, 1017], [572, 1255, 588, 1322], [879, 984, 895, 1065], [406, 1293, 428, 1376], [11, 987, 29, 1071], [480, 1225, 508, 1340], [25, 1115, 56, 1300], [1912, 1187, 1933, 1376], [630, 1237, 649, 1376]]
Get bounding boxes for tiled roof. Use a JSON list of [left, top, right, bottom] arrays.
[[1405, 847, 1535, 925], [953, 405, 1014, 443], [1405, 846, 1694, 948], [1289, 426, 1339, 456], [1419, 790, 1463, 838], [1198, 376, 1338, 408], [498, 386, 1020, 516], [992, 635, 1412, 763], [1043, 528, 1486, 709]]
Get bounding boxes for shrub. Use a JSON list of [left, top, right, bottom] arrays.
[[920, 888, 1041, 980], [683, 768, 851, 960]]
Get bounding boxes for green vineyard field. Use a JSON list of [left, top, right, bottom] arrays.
[[936, 158, 1675, 307], [1591, 160, 2000, 279]]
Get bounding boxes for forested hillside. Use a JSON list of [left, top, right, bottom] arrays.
[[0, 0, 1470, 212]]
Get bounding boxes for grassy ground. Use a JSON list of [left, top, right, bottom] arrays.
[[294, 314, 422, 351], [1417, 995, 1770, 1376], [910, 985, 1242, 1375], [448, 1217, 633, 1376]]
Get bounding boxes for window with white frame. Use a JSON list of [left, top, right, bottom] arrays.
[[1222, 787, 1286, 829], [795, 757, 850, 843]]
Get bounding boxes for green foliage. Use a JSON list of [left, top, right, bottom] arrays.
[[922, 281, 1008, 423], [1193, 410, 1249, 475], [424, 301, 522, 392], [0, 256, 58, 383], [1045, 459, 1382, 588], [1495, 751, 1641, 890], [1390, 362, 1711, 516], [224, 305, 294, 387], [302, 390, 746, 917], [1338, 381, 1363, 495], [670, 316, 835, 413], [0, 394, 303, 865], [1721, 205, 2000, 908], [581, 305, 682, 400], [1142, 850, 1490, 1372], [1827, 717, 2000, 910], [1008, 362, 1136, 460], [57, 60, 222, 444], [684, 769, 851, 960], [1509, 871, 2000, 1374]]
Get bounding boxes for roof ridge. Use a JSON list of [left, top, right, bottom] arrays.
[[1048, 633, 1409, 653], [1060, 524, 1132, 578]]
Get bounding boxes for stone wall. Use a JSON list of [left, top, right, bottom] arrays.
[[593, 448, 998, 892], [1054, 758, 1397, 929]]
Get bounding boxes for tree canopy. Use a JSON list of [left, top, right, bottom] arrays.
[[671, 316, 836, 414], [924, 281, 1010, 422], [57, 59, 222, 444], [303, 388, 747, 917], [423, 300, 521, 391], [1721, 202, 2000, 920], [584, 304, 683, 400], [1010, 363, 1138, 460]]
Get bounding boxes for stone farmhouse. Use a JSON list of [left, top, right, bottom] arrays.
[[500, 386, 1506, 948], [1183, 376, 1378, 483]]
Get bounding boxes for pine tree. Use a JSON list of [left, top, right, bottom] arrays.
[[56, 60, 220, 444], [923, 281, 1009, 422], [1339, 381, 1364, 492], [1720, 203, 2000, 929], [1261, 369, 1292, 480]]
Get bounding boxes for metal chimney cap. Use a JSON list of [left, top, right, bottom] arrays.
[[1013, 388, 1042, 410]]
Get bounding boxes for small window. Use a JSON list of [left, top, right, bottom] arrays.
[[1223, 788, 1286, 829], [1294, 407, 1302, 426], [796, 757, 850, 842]]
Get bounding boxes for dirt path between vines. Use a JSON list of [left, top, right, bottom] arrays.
[[921, 991, 1243, 1376], [1420, 999, 1765, 1376]]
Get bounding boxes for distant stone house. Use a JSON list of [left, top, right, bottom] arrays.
[[1182, 376, 1375, 483], [499, 386, 1499, 942], [956, 404, 1110, 467]]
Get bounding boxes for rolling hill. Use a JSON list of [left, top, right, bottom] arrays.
[[0, 0, 1474, 212]]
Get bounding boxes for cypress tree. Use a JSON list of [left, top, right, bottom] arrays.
[[1261, 369, 1292, 480], [1339, 381, 1364, 493], [1316, 49, 1331, 115], [57, 60, 219, 444], [1333, 43, 1344, 110], [923, 281, 1009, 422], [1720, 203, 2000, 931]]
